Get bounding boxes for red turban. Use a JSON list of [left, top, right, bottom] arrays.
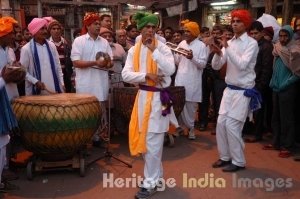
[[81, 12, 100, 35], [231, 9, 252, 29]]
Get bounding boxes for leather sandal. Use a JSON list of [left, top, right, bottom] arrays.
[[262, 144, 279, 150], [278, 150, 291, 158]]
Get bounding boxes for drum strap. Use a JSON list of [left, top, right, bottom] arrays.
[[0, 87, 18, 135]]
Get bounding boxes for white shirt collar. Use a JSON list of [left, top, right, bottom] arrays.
[[232, 32, 248, 41]]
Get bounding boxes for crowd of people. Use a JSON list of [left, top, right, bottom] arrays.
[[1, 8, 300, 198]]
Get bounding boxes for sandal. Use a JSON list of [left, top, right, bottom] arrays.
[[294, 155, 300, 161], [278, 150, 291, 158], [262, 144, 278, 150]]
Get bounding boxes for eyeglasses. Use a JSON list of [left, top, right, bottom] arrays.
[[231, 20, 242, 23]]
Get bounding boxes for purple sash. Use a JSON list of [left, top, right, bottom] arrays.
[[139, 84, 173, 116]]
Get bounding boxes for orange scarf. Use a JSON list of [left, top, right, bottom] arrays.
[[129, 39, 157, 156]]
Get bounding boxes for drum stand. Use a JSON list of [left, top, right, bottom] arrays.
[[91, 72, 132, 168]]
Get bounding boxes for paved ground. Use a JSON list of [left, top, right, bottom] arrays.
[[1, 124, 300, 199]]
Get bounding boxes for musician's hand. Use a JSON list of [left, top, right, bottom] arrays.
[[145, 38, 156, 52], [210, 43, 222, 56], [145, 73, 165, 85], [202, 37, 212, 46], [35, 81, 45, 90], [1, 65, 26, 83], [106, 60, 114, 69], [185, 50, 193, 59], [219, 35, 228, 48], [95, 57, 107, 68], [20, 41, 27, 48]]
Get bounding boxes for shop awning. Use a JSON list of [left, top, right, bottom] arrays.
[[40, 0, 184, 9]]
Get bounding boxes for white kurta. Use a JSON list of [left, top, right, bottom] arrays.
[[20, 40, 64, 95], [175, 39, 208, 102], [212, 32, 259, 122], [122, 41, 175, 133], [0, 47, 19, 100], [71, 34, 113, 101]]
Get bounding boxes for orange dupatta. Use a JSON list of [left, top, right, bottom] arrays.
[[129, 39, 158, 156]]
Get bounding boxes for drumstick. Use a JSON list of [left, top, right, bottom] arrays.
[[91, 66, 121, 74]]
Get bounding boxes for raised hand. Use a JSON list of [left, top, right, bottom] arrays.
[[145, 38, 156, 52]]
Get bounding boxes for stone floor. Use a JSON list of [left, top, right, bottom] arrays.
[[1, 124, 300, 199]]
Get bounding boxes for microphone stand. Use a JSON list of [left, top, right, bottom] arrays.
[[89, 70, 132, 168]]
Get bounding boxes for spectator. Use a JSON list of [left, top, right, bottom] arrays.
[[48, 20, 74, 92], [245, 21, 273, 143], [264, 25, 300, 158]]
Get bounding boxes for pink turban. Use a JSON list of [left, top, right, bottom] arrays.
[[28, 17, 53, 35]]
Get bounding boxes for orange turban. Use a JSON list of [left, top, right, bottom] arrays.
[[0, 16, 18, 37], [231, 9, 253, 29], [181, 20, 200, 37], [81, 12, 100, 35]]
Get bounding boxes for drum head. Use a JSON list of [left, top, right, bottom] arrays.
[[13, 93, 98, 105]]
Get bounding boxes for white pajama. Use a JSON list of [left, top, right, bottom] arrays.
[[169, 107, 179, 128], [180, 101, 198, 129], [142, 132, 164, 189], [216, 115, 245, 167]]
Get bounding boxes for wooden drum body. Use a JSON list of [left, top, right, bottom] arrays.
[[12, 93, 101, 159], [113, 86, 185, 121]]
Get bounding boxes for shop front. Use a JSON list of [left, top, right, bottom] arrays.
[[204, 1, 243, 28]]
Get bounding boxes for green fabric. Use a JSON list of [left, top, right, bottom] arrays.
[[18, 116, 99, 133], [269, 57, 300, 92], [134, 12, 159, 30]]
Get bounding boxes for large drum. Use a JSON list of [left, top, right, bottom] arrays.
[[113, 86, 185, 121], [12, 93, 101, 159]]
